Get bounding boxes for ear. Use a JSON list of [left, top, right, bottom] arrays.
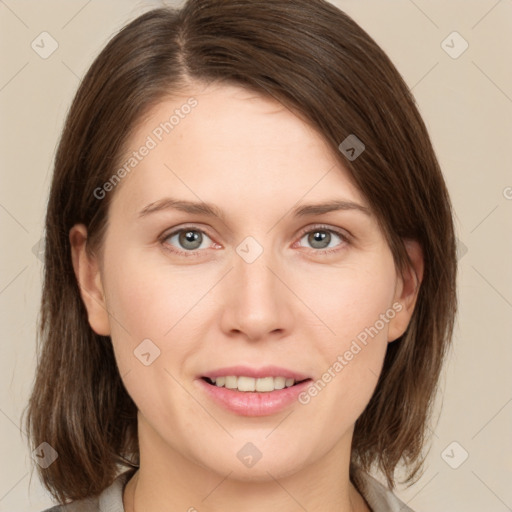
[[387, 240, 424, 343], [69, 224, 111, 336]]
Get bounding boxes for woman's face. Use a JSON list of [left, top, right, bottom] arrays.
[[74, 83, 419, 481]]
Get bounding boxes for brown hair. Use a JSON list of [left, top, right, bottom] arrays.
[[24, 0, 457, 503]]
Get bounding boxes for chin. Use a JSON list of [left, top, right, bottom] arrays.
[[196, 447, 310, 483]]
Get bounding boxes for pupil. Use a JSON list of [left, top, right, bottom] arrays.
[[180, 230, 201, 250], [309, 230, 330, 249]]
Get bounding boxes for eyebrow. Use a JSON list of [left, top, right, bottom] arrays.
[[137, 197, 371, 220]]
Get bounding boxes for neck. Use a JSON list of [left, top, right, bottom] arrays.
[[123, 416, 370, 512]]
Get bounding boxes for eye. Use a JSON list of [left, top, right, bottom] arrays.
[[296, 225, 349, 254], [162, 227, 215, 255], [160, 224, 349, 258]]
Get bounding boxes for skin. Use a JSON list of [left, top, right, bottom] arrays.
[[70, 82, 423, 512]]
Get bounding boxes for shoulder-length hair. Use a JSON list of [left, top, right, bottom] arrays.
[[25, 0, 457, 503]]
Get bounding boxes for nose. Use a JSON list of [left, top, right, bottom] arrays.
[[219, 245, 295, 342]]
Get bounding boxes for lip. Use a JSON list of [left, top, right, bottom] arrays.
[[196, 377, 312, 417], [200, 365, 311, 381]]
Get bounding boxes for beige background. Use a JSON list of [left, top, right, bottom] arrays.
[[1, 1, 511, 511]]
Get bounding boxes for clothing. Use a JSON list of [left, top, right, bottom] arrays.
[[352, 469, 415, 512], [42, 468, 414, 512]]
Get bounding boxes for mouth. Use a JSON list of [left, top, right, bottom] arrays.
[[196, 374, 314, 416], [196, 366, 314, 415], [200, 375, 312, 393]]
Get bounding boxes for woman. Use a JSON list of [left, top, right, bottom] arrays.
[[26, 1, 457, 511]]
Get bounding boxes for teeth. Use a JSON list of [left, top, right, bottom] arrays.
[[209, 375, 299, 392], [238, 376, 256, 391], [225, 376, 238, 389], [273, 377, 286, 390], [258, 376, 281, 391]]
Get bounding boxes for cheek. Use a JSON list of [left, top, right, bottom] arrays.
[[102, 246, 200, 336], [99, 245, 179, 372], [297, 256, 397, 412], [306, 256, 397, 349], [101, 243, 222, 383], [100, 250, 205, 419]]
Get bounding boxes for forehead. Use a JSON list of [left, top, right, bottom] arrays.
[[110, 82, 366, 215]]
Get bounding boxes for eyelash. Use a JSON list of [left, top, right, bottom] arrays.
[[160, 224, 350, 258]]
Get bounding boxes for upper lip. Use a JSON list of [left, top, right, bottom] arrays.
[[200, 365, 311, 381]]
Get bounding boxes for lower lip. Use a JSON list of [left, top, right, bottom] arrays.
[[196, 378, 312, 417]]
